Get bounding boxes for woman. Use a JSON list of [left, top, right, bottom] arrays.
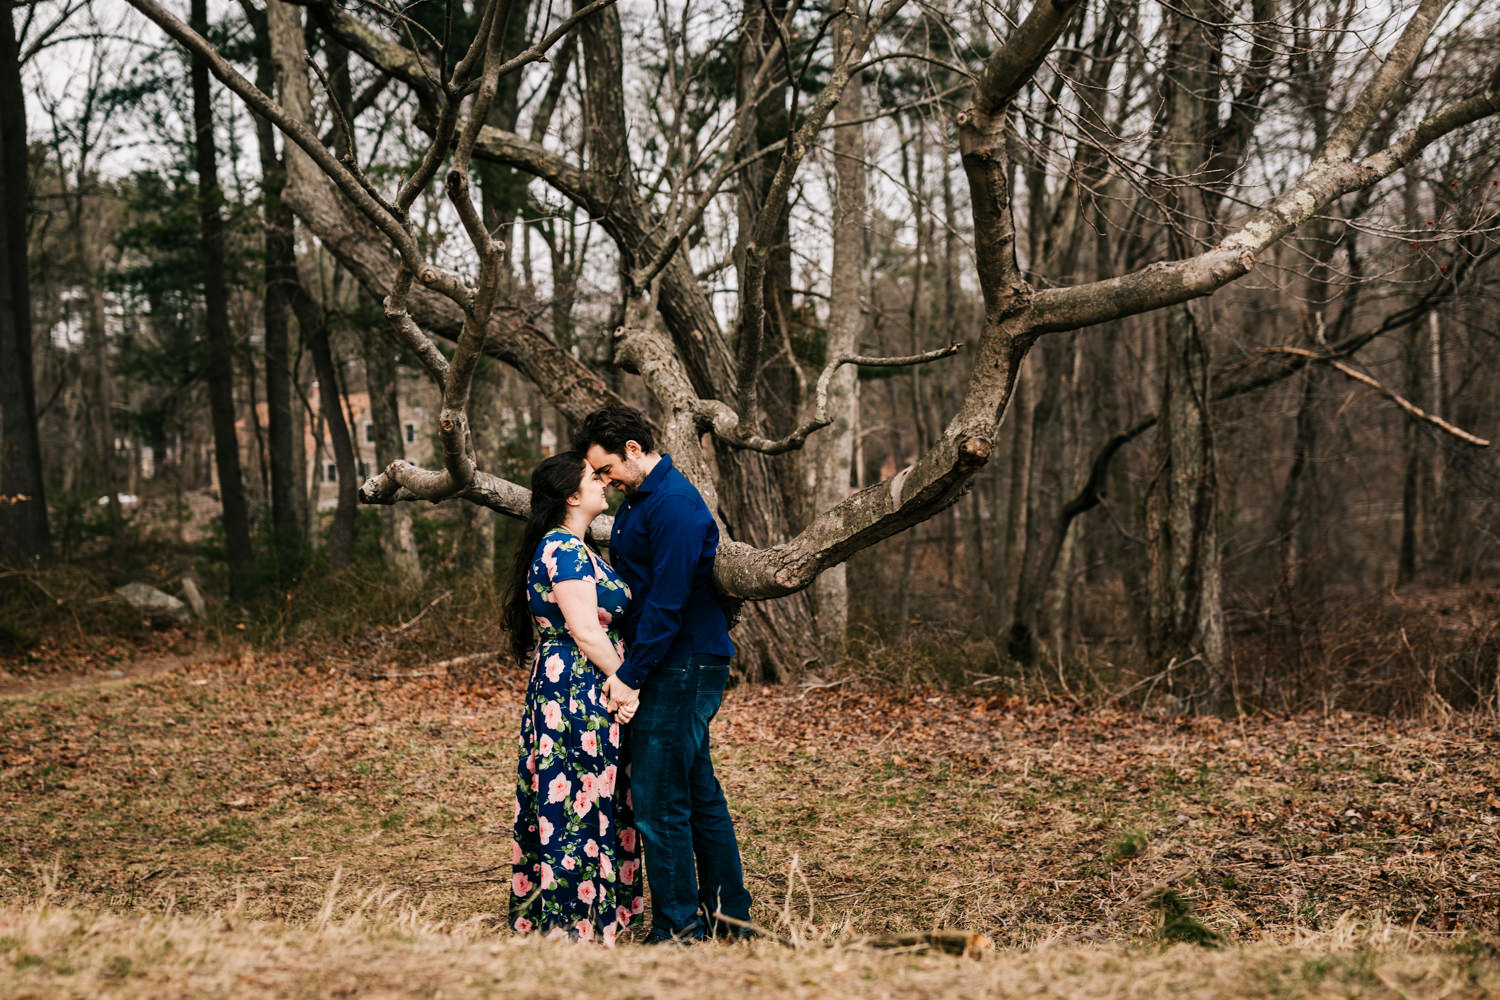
[[504, 452, 644, 944]]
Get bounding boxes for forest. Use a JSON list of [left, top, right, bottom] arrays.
[[2, 0, 1499, 993]]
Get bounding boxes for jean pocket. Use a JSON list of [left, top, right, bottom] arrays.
[[697, 663, 730, 694]]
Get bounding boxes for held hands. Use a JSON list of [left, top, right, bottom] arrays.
[[603, 674, 640, 724]]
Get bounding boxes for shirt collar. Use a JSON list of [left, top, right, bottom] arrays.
[[634, 452, 674, 496]]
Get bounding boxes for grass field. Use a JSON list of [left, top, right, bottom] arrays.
[[2, 651, 1498, 997]]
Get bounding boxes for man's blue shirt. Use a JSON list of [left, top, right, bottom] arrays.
[[609, 454, 734, 688]]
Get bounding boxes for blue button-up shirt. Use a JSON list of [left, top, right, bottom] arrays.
[[609, 454, 734, 688]]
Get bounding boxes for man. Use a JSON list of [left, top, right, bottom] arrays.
[[574, 404, 753, 943]]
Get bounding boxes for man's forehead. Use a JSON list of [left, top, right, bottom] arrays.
[[585, 445, 625, 468]]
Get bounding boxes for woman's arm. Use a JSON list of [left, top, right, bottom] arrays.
[[552, 579, 624, 677]]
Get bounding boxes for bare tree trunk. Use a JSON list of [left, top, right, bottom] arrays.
[[295, 294, 357, 567], [191, 0, 254, 591], [1276, 366, 1323, 593], [1398, 324, 1426, 585], [0, 1, 48, 559], [251, 5, 305, 578], [1144, 302, 1225, 688], [811, 0, 867, 643], [1007, 334, 1065, 663], [457, 360, 498, 579], [362, 323, 423, 584], [76, 224, 117, 522]]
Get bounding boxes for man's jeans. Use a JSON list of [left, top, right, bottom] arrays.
[[631, 654, 752, 940]]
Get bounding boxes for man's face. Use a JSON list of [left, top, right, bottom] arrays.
[[585, 442, 647, 496]]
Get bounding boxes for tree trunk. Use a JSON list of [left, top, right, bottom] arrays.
[[1276, 366, 1323, 594], [1397, 322, 1426, 585], [75, 222, 118, 522], [252, 6, 305, 578], [0, 1, 48, 559], [810, 0, 867, 645], [1144, 302, 1225, 691], [191, 0, 254, 591], [296, 295, 357, 567], [362, 322, 423, 584]]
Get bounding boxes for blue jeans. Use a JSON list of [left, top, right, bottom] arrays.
[[630, 655, 752, 940]]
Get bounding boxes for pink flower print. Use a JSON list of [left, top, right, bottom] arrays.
[[530, 773, 539, 792], [577, 881, 597, 905], [584, 839, 599, 858], [603, 922, 617, 947], [600, 765, 617, 797], [599, 854, 614, 881], [597, 607, 613, 628], [625, 787, 632, 809], [631, 895, 644, 915], [542, 700, 563, 731], [617, 905, 632, 927], [533, 616, 548, 629], [538, 816, 554, 845], [540, 863, 555, 890], [514, 917, 533, 933], [538, 734, 555, 759], [580, 731, 599, 757], [580, 773, 598, 800], [540, 541, 561, 577], [511, 872, 533, 897], [618, 827, 636, 853], [609, 724, 620, 748], [569, 697, 580, 714], [619, 860, 637, 886], [576, 919, 594, 940], [544, 654, 565, 682], [545, 926, 567, 941], [547, 774, 571, 804], [561, 855, 576, 871], [597, 810, 609, 837], [572, 789, 591, 818], [510, 840, 523, 865], [524, 752, 537, 774]]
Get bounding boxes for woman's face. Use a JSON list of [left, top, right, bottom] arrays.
[[573, 459, 609, 519]]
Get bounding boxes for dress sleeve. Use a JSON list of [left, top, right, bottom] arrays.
[[539, 534, 595, 584]]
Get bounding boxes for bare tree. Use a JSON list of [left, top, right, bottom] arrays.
[[189, 0, 254, 590], [125, 0, 1500, 678], [0, 0, 49, 559]]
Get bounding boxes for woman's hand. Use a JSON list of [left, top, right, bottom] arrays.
[[604, 674, 640, 723]]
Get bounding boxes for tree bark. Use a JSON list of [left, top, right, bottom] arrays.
[[362, 321, 423, 584], [0, 0, 48, 559], [811, 0, 867, 644], [251, 5, 305, 577], [191, 0, 254, 590]]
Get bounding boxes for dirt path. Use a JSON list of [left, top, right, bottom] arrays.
[[0, 650, 214, 698]]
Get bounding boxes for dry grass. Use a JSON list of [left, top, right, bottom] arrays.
[[2, 656, 1499, 996], [3, 897, 1498, 999]]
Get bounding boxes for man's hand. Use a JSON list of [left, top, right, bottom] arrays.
[[604, 674, 640, 723]]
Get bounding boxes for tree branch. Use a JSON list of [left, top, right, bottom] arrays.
[[1031, 76, 1500, 334], [127, 0, 471, 302], [1266, 348, 1490, 447]]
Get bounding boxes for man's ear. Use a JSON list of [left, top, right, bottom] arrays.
[[624, 440, 642, 460]]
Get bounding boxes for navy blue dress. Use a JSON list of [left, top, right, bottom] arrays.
[[510, 529, 644, 943]]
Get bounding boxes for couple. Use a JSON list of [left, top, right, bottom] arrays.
[[504, 404, 753, 945]]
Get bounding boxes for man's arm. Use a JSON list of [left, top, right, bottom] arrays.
[[613, 493, 708, 689]]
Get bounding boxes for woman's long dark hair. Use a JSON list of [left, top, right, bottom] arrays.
[[503, 452, 590, 665]]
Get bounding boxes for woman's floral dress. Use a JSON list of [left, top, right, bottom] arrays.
[[511, 528, 644, 943]]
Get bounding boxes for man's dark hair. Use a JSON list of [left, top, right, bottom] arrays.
[[573, 404, 655, 456]]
